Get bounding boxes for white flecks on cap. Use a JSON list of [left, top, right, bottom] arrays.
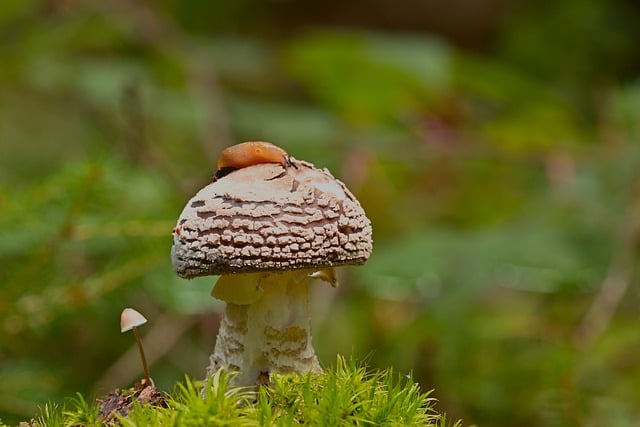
[[120, 308, 148, 332]]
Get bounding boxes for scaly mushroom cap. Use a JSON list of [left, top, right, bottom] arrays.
[[171, 159, 372, 278]]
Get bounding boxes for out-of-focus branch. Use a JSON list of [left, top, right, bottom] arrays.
[[574, 271, 631, 348], [101, 0, 234, 169], [574, 192, 640, 348]]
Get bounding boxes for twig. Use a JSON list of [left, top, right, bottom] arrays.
[[574, 271, 631, 347], [574, 203, 639, 347]]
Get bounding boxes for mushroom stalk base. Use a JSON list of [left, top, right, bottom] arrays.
[[206, 272, 322, 386]]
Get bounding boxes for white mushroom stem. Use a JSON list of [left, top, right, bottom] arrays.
[[132, 326, 151, 385], [207, 269, 333, 386]]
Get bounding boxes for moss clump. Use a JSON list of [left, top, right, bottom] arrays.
[[19, 356, 459, 427]]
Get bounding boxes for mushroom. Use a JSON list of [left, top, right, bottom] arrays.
[[171, 154, 372, 386], [120, 308, 152, 385]]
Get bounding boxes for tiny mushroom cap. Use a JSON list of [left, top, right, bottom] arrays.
[[120, 308, 148, 333], [171, 159, 372, 277]]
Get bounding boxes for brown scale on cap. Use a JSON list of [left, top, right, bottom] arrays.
[[171, 143, 372, 387], [174, 160, 371, 277]]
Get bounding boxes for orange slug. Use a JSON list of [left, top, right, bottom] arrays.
[[213, 141, 295, 181]]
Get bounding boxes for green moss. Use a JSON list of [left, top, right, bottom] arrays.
[[22, 357, 458, 427]]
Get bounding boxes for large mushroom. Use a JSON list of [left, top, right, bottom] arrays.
[[171, 147, 372, 386]]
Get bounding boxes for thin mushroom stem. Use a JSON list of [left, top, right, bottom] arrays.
[[132, 326, 151, 385]]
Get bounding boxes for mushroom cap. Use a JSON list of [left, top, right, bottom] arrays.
[[171, 159, 372, 278], [120, 308, 148, 332]]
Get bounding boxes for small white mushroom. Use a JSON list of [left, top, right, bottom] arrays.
[[171, 156, 372, 386], [120, 308, 151, 385], [121, 308, 148, 332]]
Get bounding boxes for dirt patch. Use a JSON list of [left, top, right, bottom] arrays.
[[98, 379, 167, 424]]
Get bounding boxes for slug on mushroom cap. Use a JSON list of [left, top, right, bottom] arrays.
[[213, 141, 296, 181]]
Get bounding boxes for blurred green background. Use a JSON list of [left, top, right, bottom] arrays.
[[1, 0, 640, 425]]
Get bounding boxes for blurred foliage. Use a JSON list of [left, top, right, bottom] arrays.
[[1, 0, 640, 426]]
